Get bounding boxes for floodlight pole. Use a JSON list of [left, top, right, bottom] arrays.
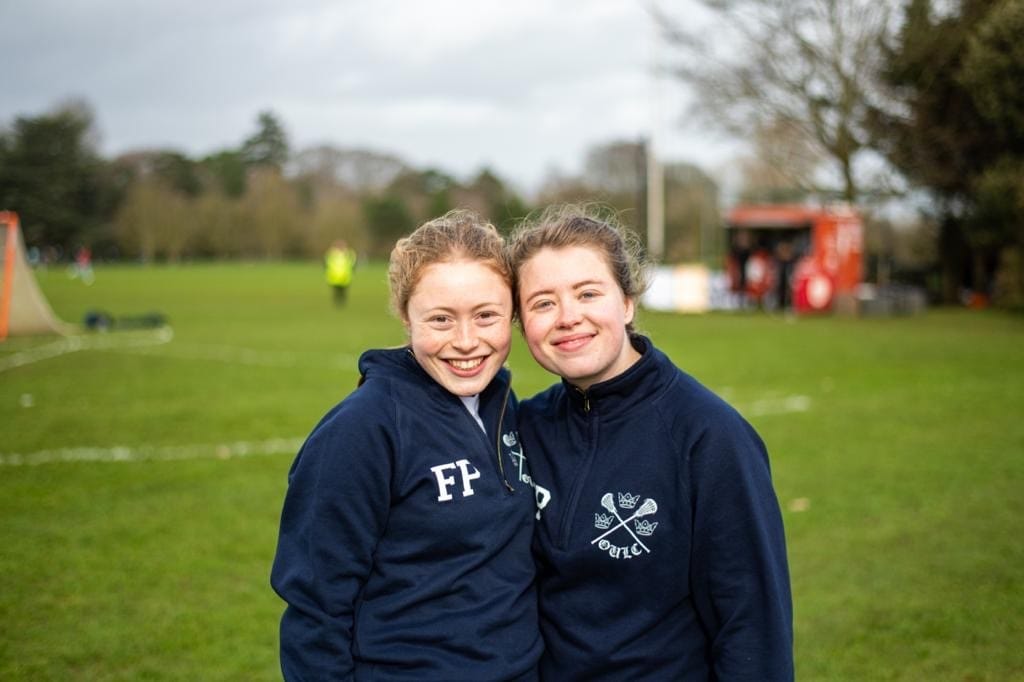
[[646, 2, 665, 262], [646, 144, 665, 262]]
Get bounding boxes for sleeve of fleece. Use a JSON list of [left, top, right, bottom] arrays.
[[270, 394, 395, 681], [688, 412, 794, 682]]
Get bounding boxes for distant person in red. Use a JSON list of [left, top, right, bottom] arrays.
[[72, 245, 94, 285]]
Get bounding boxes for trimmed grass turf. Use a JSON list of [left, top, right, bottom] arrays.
[[2, 262, 1023, 680]]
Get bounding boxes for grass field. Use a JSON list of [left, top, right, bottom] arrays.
[[2, 262, 1023, 681]]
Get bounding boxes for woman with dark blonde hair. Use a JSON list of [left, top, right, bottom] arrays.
[[272, 210, 541, 680], [508, 205, 793, 681]]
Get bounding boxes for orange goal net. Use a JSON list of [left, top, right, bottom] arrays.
[[0, 211, 72, 340]]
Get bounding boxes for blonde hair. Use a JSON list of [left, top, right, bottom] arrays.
[[506, 204, 649, 330], [388, 209, 510, 319]]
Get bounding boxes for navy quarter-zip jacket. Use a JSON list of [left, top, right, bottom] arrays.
[[271, 348, 542, 681], [521, 336, 793, 681]]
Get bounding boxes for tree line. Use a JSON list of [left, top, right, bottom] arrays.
[[0, 103, 720, 267]]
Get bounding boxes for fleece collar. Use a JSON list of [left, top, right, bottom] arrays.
[[562, 335, 673, 418]]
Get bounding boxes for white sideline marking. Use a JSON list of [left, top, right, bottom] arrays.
[[0, 437, 304, 467], [114, 343, 359, 369], [0, 327, 174, 373], [2, 394, 811, 467], [1, 329, 360, 371], [737, 394, 812, 417]]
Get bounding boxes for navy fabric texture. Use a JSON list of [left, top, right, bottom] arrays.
[[271, 347, 541, 681], [521, 336, 793, 681]]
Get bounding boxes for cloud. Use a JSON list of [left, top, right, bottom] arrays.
[[0, 0, 727, 192]]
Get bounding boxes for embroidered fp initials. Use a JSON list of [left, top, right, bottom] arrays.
[[430, 459, 481, 502]]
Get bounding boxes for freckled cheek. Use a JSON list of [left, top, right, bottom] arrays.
[[521, 318, 548, 354], [409, 328, 446, 359], [479, 323, 506, 346]]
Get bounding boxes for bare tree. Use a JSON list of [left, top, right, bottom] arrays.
[[737, 116, 826, 202], [655, 0, 894, 202], [584, 140, 647, 196], [663, 162, 722, 263], [114, 178, 193, 262], [291, 145, 409, 193], [241, 168, 304, 259]]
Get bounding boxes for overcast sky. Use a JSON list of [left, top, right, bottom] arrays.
[[2, 0, 741, 195]]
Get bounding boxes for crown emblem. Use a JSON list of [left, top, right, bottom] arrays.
[[502, 432, 518, 447], [594, 513, 614, 529], [634, 520, 659, 536], [617, 492, 641, 509]]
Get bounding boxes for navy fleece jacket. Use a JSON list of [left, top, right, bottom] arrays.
[[521, 336, 793, 681], [271, 347, 542, 681]]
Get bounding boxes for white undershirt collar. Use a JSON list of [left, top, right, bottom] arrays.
[[459, 394, 485, 432]]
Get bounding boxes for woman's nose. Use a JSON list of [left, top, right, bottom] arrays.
[[556, 299, 581, 328], [452, 320, 480, 351]]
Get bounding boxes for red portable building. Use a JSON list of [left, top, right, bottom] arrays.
[[724, 203, 864, 314]]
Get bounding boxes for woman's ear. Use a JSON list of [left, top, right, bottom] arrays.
[[624, 296, 636, 326]]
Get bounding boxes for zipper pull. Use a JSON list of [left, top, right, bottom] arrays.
[[574, 386, 590, 413], [495, 379, 515, 492]]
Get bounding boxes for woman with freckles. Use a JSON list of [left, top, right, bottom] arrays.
[[272, 210, 542, 681], [507, 205, 793, 681]]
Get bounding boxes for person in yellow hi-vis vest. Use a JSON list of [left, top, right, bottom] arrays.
[[325, 240, 357, 306]]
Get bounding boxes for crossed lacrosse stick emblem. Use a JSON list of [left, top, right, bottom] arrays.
[[591, 492, 658, 553]]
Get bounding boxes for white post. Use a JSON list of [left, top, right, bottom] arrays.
[[646, 2, 665, 262], [646, 142, 664, 262]]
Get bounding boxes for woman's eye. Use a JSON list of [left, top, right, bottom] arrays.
[[531, 300, 554, 311], [477, 311, 500, 322]]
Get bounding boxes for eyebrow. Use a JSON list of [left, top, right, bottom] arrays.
[[523, 279, 606, 302], [420, 300, 506, 315]]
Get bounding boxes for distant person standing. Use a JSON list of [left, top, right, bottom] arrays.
[[67, 245, 95, 285], [775, 240, 796, 312], [325, 240, 356, 306]]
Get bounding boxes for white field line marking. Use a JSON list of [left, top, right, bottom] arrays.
[[2, 394, 810, 467], [0, 327, 174, 373], [111, 343, 360, 370], [1, 329, 359, 371], [0, 437, 304, 467], [735, 394, 812, 417]]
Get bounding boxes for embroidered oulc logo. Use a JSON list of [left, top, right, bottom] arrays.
[[504, 430, 551, 519], [591, 492, 658, 559]]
